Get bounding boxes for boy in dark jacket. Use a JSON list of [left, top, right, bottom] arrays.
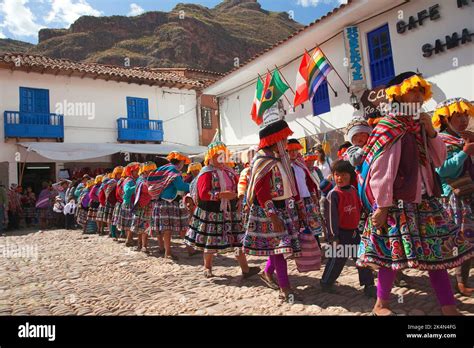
[[320, 160, 376, 298]]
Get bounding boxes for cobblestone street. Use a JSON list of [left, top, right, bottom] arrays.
[[0, 228, 473, 316]]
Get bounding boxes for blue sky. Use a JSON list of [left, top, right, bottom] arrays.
[[0, 0, 345, 44]]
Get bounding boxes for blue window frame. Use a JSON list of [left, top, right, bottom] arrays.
[[126, 97, 149, 119], [19, 87, 50, 114], [367, 24, 395, 87], [312, 79, 330, 116]]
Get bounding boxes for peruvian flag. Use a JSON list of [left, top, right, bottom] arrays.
[[294, 51, 311, 108], [250, 73, 271, 125]]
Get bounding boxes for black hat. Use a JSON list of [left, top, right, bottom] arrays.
[[259, 120, 293, 149]]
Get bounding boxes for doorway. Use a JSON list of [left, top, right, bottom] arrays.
[[18, 162, 56, 195]]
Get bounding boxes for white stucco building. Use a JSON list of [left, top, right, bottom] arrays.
[[204, 0, 474, 153], [0, 54, 213, 190]]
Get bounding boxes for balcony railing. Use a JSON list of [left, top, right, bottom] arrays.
[[117, 117, 164, 142], [4, 111, 64, 140]]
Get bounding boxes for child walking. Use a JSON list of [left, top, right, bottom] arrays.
[[64, 198, 77, 230], [320, 160, 376, 298]]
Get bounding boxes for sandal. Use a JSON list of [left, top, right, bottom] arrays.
[[165, 254, 179, 260], [370, 310, 397, 316], [203, 269, 214, 278], [455, 283, 474, 297], [279, 291, 300, 303], [258, 272, 279, 290], [242, 266, 260, 280]]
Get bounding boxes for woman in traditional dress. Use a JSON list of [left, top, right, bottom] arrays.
[[104, 166, 123, 240], [242, 120, 302, 301], [77, 179, 94, 233], [119, 163, 140, 247], [36, 182, 52, 231], [186, 141, 260, 279], [147, 152, 191, 259], [87, 175, 103, 234], [432, 97, 474, 296], [287, 139, 323, 243], [356, 72, 473, 315], [112, 169, 127, 241], [131, 162, 156, 253]]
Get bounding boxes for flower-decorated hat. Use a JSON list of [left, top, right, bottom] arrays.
[[167, 151, 191, 165], [124, 162, 140, 177], [432, 97, 474, 129], [204, 141, 231, 166], [187, 162, 203, 173], [94, 175, 103, 185], [385, 71, 432, 102], [112, 166, 124, 177], [138, 161, 157, 175]]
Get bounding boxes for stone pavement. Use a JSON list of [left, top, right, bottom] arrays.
[[0, 228, 473, 316]]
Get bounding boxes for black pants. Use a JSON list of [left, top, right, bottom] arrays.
[[456, 258, 472, 285], [7, 211, 19, 230], [321, 229, 374, 287], [65, 214, 75, 230]]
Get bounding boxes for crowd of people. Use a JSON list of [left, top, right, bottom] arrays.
[[1, 71, 473, 315]]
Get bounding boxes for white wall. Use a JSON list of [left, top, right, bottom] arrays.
[[0, 69, 200, 184], [0, 69, 199, 145], [216, 0, 474, 146]]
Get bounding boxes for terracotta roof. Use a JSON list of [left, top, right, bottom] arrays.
[[0, 53, 206, 90], [214, 0, 354, 80], [151, 67, 224, 77]]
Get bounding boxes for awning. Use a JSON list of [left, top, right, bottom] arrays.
[[18, 142, 208, 162]]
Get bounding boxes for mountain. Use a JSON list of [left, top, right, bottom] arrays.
[[24, 0, 302, 73], [0, 38, 34, 54]]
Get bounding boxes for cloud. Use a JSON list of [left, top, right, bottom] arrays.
[[0, 0, 43, 37], [44, 0, 101, 26], [128, 3, 144, 16], [0, 29, 5, 39], [296, 0, 346, 7]]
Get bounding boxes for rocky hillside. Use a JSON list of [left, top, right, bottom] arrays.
[[23, 0, 302, 73], [0, 38, 34, 54]]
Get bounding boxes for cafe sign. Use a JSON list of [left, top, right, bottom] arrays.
[[343, 25, 367, 92], [360, 86, 388, 119]]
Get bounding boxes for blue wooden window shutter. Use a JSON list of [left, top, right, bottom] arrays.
[[367, 24, 395, 87], [312, 79, 331, 116], [127, 97, 149, 119], [19, 87, 50, 114]]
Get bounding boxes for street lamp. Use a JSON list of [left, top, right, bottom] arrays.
[[350, 92, 360, 110]]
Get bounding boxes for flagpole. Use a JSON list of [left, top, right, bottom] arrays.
[[267, 68, 294, 111], [274, 65, 296, 96], [305, 48, 338, 98], [314, 44, 350, 93]]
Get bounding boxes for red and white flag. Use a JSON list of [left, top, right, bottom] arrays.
[[293, 51, 311, 108]]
